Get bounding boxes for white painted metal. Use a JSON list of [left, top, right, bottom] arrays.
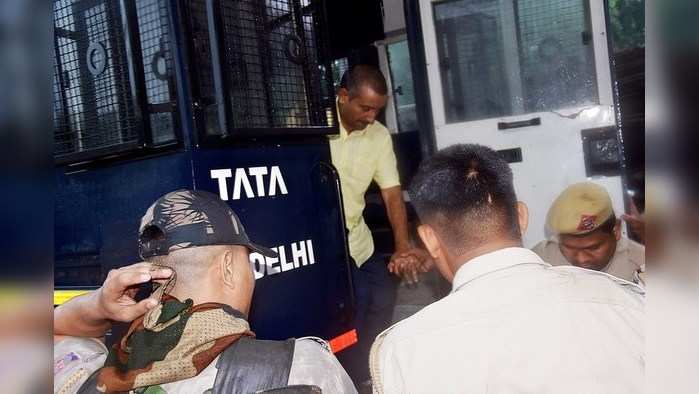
[[418, 0, 625, 247], [377, 34, 412, 134], [377, 41, 400, 134], [382, 0, 407, 33]]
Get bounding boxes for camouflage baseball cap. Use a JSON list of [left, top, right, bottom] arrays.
[[138, 189, 277, 259], [546, 182, 614, 235]]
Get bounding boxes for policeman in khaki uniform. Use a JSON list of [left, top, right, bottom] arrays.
[[532, 182, 645, 284]]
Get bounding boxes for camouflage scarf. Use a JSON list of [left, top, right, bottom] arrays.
[[96, 296, 253, 393]]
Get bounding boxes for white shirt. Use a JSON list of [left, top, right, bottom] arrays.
[[371, 247, 644, 394]]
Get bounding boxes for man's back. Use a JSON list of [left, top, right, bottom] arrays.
[[55, 336, 355, 393], [371, 247, 644, 394]]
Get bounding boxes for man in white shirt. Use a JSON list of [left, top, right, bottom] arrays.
[[370, 144, 644, 393]]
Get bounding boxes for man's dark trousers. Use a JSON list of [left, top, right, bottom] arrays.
[[340, 252, 397, 385]]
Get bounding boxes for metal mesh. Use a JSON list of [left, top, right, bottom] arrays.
[[189, 0, 336, 133], [53, 0, 139, 158], [135, 0, 177, 144], [516, 0, 599, 112], [53, 0, 178, 161], [433, 0, 599, 123]]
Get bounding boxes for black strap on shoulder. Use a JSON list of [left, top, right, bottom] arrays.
[[257, 385, 322, 393], [213, 337, 296, 394], [75, 370, 101, 394]]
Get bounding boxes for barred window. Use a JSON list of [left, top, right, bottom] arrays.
[[188, 0, 337, 136], [53, 0, 178, 163], [433, 0, 599, 123]]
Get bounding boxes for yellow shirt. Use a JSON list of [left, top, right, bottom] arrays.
[[329, 111, 400, 267]]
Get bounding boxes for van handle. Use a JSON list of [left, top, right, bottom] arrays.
[[497, 117, 541, 130]]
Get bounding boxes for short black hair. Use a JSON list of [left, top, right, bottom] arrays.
[[409, 144, 520, 254], [339, 64, 388, 96]]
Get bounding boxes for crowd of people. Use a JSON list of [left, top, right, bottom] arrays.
[[54, 65, 645, 393]]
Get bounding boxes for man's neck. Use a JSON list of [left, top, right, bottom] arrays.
[[169, 287, 248, 317], [340, 118, 355, 134], [452, 238, 523, 272]]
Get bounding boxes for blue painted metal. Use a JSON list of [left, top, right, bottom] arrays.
[[55, 140, 354, 341], [54, 0, 353, 343]]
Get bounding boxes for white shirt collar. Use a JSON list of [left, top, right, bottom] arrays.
[[452, 247, 549, 292]]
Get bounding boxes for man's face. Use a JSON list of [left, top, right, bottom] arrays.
[[337, 85, 388, 132], [558, 224, 620, 271]]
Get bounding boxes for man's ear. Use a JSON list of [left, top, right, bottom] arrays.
[[418, 224, 455, 282], [337, 87, 350, 104], [516, 201, 529, 236], [219, 249, 236, 290], [417, 224, 440, 259], [613, 219, 622, 241]]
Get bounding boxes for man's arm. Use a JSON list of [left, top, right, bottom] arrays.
[[381, 186, 431, 283], [54, 263, 172, 340], [380, 186, 412, 254]]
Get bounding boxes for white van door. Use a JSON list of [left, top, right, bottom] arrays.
[[417, 0, 625, 246]]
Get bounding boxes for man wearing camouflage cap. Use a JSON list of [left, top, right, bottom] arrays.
[[54, 189, 356, 393], [532, 182, 645, 284]]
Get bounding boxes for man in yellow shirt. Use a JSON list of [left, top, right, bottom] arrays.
[[329, 65, 426, 386]]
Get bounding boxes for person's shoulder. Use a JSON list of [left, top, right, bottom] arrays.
[[531, 239, 568, 266], [366, 120, 391, 140], [54, 337, 108, 394], [370, 303, 453, 392], [531, 239, 554, 255], [377, 293, 460, 347], [290, 337, 357, 393], [550, 264, 645, 303], [624, 237, 645, 268], [293, 336, 333, 355]]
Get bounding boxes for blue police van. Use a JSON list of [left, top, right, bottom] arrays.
[[53, 0, 356, 350]]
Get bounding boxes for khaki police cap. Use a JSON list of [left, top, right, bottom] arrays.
[[546, 182, 614, 235]]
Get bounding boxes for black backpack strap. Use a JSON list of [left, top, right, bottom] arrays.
[[212, 337, 296, 394]]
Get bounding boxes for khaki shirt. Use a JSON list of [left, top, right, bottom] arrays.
[[532, 237, 645, 284], [370, 247, 644, 393], [329, 108, 400, 267]]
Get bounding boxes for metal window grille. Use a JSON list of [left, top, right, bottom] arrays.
[[516, 0, 599, 112], [433, 0, 599, 123], [188, 0, 337, 135], [135, 0, 179, 144], [53, 0, 178, 163]]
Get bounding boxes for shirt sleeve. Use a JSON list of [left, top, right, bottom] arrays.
[[288, 338, 357, 394], [373, 133, 401, 190], [373, 334, 406, 394]]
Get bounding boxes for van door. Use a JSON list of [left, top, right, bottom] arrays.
[[416, 0, 625, 245]]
